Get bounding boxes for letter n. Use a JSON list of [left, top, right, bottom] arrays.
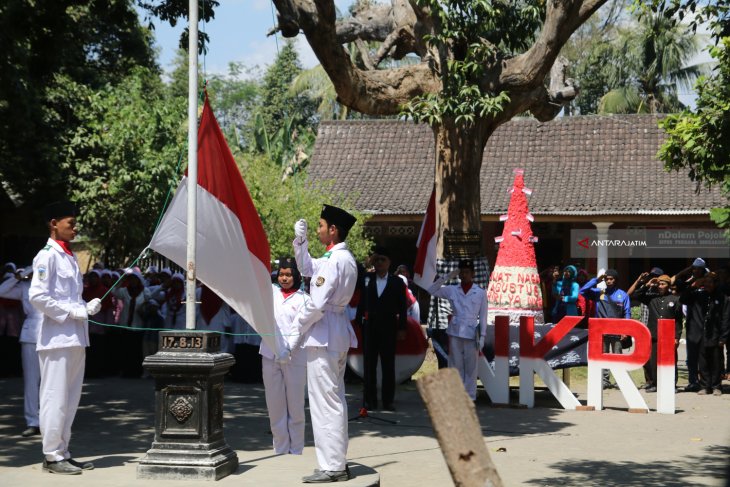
[[477, 316, 509, 405]]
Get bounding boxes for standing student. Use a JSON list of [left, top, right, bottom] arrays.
[[289, 205, 358, 483], [29, 201, 101, 475], [0, 267, 42, 436], [260, 257, 309, 455], [426, 259, 488, 401]]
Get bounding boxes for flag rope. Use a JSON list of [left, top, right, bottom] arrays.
[[87, 319, 296, 337]]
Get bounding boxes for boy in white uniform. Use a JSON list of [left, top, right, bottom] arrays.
[[260, 257, 310, 455], [427, 259, 488, 401], [289, 205, 358, 483], [29, 201, 102, 475]]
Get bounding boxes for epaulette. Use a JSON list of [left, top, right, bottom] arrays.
[[42, 244, 51, 251]]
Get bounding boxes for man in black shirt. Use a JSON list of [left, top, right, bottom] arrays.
[[633, 275, 683, 392]]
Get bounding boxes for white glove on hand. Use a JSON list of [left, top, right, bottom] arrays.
[[294, 219, 308, 243], [478, 336, 485, 350], [446, 268, 460, 281], [69, 305, 88, 321], [86, 298, 102, 316], [275, 348, 292, 364]]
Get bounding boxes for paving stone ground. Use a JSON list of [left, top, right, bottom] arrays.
[[1, 345, 728, 486]]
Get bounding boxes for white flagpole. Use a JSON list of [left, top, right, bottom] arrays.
[[185, 0, 199, 330]]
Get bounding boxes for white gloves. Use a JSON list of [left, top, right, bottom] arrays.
[[69, 305, 88, 321], [478, 336, 485, 350], [86, 298, 102, 316], [275, 348, 292, 364], [294, 219, 308, 244]]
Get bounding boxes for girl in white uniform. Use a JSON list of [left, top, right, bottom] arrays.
[[0, 267, 42, 436], [260, 258, 310, 455]]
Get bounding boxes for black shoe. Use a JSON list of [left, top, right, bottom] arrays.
[[42, 459, 82, 475], [68, 458, 94, 470], [382, 404, 396, 412], [684, 383, 701, 392], [645, 386, 657, 393], [21, 426, 40, 437], [302, 469, 350, 482]]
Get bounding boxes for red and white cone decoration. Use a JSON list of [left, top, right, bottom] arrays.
[[486, 169, 545, 326]]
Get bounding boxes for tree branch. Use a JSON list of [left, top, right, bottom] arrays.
[[499, 0, 608, 89]]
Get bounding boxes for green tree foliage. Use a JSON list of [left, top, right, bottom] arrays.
[[138, 0, 218, 53], [0, 0, 157, 205], [561, 2, 627, 115], [61, 67, 186, 265], [563, 1, 703, 114], [205, 62, 260, 148], [254, 40, 315, 142], [238, 155, 373, 263], [643, 0, 730, 232], [597, 9, 703, 113]]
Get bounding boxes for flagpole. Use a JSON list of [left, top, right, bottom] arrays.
[[185, 0, 198, 330]]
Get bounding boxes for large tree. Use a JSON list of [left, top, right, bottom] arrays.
[[270, 0, 606, 256]]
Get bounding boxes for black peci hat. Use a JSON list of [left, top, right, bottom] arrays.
[[372, 245, 390, 259], [43, 201, 78, 222], [320, 205, 357, 233], [458, 259, 474, 271]]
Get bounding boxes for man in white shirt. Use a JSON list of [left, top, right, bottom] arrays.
[[29, 201, 102, 475], [289, 205, 358, 483], [427, 259, 488, 401]]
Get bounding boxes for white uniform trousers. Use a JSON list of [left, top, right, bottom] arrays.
[[262, 356, 307, 454], [307, 347, 348, 471], [22, 343, 41, 427], [448, 336, 479, 400], [38, 347, 85, 462]]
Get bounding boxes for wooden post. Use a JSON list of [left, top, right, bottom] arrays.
[[417, 368, 504, 487]]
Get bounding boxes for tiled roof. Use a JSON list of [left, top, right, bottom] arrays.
[[309, 115, 725, 216]]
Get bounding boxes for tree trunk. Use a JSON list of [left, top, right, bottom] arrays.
[[434, 119, 494, 258]]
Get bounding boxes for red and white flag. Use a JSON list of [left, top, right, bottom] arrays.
[[413, 188, 437, 290], [149, 95, 276, 351]]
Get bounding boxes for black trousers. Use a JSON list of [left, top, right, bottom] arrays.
[[363, 325, 397, 408], [428, 328, 450, 369], [698, 344, 723, 391]]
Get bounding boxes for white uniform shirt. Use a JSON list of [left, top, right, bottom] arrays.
[[29, 238, 89, 350], [428, 276, 488, 340], [261, 284, 311, 365], [0, 278, 43, 344], [292, 240, 358, 353]]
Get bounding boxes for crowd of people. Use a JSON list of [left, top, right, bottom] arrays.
[[540, 260, 730, 394]]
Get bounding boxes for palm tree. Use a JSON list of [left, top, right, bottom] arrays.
[[598, 12, 705, 114]]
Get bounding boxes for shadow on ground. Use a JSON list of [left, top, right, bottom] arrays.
[[524, 445, 730, 487], [0, 373, 575, 469]]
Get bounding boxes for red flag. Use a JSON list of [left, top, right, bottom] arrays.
[[413, 188, 437, 290], [150, 95, 276, 351]]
